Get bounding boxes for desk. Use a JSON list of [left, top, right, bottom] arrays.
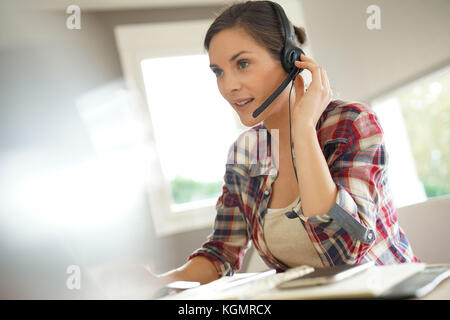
[[164, 263, 450, 300]]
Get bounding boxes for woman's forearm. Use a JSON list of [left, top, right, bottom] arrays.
[[158, 256, 220, 285], [293, 121, 337, 217]]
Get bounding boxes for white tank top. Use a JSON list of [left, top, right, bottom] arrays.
[[264, 197, 323, 268]]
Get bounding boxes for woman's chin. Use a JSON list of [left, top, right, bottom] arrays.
[[239, 114, 261, 127]]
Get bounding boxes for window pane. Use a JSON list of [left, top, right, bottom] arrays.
[[397, 69, 450, 198], [372, 67, 450, 206], [141, 55, 241, 207]]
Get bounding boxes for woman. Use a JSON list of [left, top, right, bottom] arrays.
[[152, 0, 419, 289]]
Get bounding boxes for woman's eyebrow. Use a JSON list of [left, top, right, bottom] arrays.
[[209, 50, 252, 68]]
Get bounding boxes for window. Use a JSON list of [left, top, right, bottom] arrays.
[[371, 66, 450, 208], [114, 20, 246, 236], [113, 0, 309, 235], [141, 54, 243, 212]]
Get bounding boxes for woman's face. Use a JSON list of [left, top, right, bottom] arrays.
[[208, 27, 291, 127]]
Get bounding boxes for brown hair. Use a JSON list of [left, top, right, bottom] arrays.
[[204, 0, 307, 61]]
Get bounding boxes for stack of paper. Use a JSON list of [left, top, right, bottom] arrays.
[[253, 263, 425, 299]]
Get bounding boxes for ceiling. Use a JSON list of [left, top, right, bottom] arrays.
[[33, 0, 232, 11]]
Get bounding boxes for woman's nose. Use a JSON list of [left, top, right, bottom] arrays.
[[222, 74, 241, 94]]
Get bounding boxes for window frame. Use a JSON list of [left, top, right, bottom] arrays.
[[115, 19, 220, 236]]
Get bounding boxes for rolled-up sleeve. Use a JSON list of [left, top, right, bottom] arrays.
[[188, 165, 250, 277], [298, 110, 384, 266]]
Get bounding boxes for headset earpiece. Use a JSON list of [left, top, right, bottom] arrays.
[[272, 2, 305, 75], [282, 45, 304, 75]]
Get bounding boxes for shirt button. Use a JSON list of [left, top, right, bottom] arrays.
[[367, 231, 374, 241], [264, 190, 270, 196]]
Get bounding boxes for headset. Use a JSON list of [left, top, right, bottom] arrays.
[[252, 1, 304, 192], [251, 1, 305, 118]]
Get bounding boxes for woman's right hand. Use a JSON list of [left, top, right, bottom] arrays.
[[87, 256, 218, 299]]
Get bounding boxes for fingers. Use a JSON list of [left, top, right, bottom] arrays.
[[294, 55, 332, 99], [295, 56, 322, 89]]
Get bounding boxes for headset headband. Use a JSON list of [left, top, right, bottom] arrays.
[[271, 2, 293, 45]]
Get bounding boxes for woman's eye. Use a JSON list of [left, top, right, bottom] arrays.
[[212, 69, 223, 77], [238, 60, 249, 69], [211, 61, 248, 77]]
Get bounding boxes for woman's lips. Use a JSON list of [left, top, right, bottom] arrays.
[[234, 98, 255, 111]]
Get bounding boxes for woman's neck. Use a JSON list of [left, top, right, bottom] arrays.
[[264, 106, 295, 158]]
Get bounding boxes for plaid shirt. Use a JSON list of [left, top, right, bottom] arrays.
[[189, 99, 420, 276]]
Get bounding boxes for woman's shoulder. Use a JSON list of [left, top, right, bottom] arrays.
[[316, 100, 383, 155], [322, 99, 377, 122], [318, 99, 383, 140]]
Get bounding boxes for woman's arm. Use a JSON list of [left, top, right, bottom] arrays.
[[288, 56, 380, 266], [293, 122, 337, 217], [157, 256, 220, 285], [291, 55, 336, 217]]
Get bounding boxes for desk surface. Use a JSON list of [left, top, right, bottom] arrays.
[[165, 263, 450, 300]]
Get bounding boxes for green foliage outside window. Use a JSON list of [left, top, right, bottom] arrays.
[[170, 175, 223, 204], [398, 70, 450, 198]]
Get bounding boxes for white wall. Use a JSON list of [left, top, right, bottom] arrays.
[[300, 0, 450, 102]]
